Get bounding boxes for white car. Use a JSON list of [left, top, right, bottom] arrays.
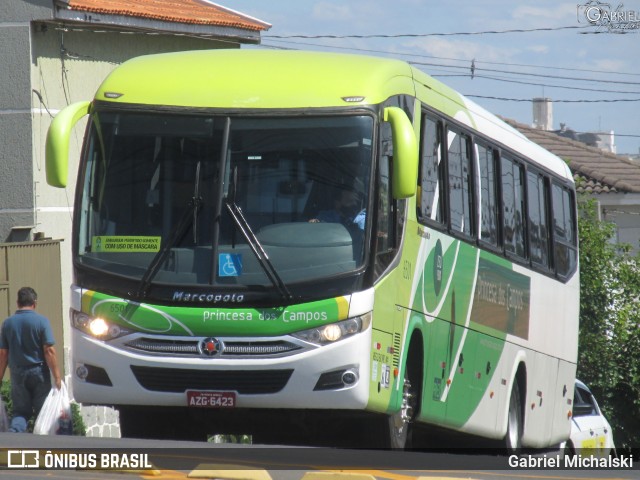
[[564, 380, 616, 457]]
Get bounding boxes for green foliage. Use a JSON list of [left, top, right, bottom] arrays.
[[1, 380, 11, 415], [71, 402, 86, 436], [0, 380, 86, 435], [577, 196, 640, 452]]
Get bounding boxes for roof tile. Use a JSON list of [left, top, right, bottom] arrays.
[[66, 0, 270, 31], [502, 117, 640, 194]]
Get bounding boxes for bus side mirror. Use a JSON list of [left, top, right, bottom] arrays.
[[384, 106, 418, 199], [46, 101, 91, 188]]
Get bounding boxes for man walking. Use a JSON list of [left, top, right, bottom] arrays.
[[0, 287, 62, 432]]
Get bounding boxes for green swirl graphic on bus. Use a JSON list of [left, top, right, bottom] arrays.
[[90, 297, 194, 335]]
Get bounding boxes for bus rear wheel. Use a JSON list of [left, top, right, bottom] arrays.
[[505, 382, 523, 451]]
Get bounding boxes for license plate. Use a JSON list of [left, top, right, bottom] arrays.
[[187, 391, 236, 408]]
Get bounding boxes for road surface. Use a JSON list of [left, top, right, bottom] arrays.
[[0, 432, 636, 480]]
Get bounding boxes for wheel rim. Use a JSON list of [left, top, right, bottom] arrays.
[[390, 377, 415, 446]]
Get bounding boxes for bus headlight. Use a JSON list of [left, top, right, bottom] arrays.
[[88, 317, 109, 336], [291, 313, 371, 346], [71, 310, 132, 340]]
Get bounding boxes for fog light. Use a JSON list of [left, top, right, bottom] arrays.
[[76, 364, 89, 381], [314, 366, 359, 391], [342, 369, 359, 386]]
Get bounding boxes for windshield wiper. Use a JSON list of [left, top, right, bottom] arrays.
[[136, 161, 203, 298], [224, 166, 292, 301], [191, 161, 202, 243], [225, 201, 292, 302]]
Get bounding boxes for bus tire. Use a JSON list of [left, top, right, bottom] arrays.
[[562, 439, 576, 458], [505, 381, 523, 451], [382, 372, 416, 449]]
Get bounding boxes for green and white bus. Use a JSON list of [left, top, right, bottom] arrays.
[[46, 50, 579, 448]]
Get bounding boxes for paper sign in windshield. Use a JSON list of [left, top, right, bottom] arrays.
[[92, 236, 161, 253]]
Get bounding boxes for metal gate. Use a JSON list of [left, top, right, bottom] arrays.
[[0, 240, 64, 377]]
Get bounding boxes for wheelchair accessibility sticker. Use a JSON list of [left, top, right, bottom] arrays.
[[219, 253, 242, 277]]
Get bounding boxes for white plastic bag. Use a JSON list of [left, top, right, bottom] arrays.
[[33, 382, 73, 435]]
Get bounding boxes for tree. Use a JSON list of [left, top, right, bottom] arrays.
[[577, 196, 640, 452]]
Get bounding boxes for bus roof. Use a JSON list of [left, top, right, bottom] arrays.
[[95, 49, 572, 181], [96, 49, 416, 110]]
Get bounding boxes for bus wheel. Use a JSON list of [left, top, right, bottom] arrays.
[[505, 382, 523, 451], [384, 375, 416, 449]]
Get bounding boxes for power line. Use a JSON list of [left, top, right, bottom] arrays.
[[426, 56, 640, 78], [409, 61, 640, 86], [260, 38, 640, 80], [430, 72, 640, 95], [47, 25, 640, 138], [602, 133, 640, 138], [264, 25, 589, 39], [465, 94, 640, 103], [259, 40, 640, 113]]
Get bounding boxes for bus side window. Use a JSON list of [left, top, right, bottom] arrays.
[[377, 154, 393, 253], [527, 170, 551, 270], [552, 183, 578, 278], [501, 155, 526, 259], [447, 128, 473, 237], [477, 143, 499, 247], [373, 119, 399, 279], [418, 114, 445, 225]]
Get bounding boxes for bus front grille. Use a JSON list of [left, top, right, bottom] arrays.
[[130, 365, 294, 394], [123, 337, 304, 358]]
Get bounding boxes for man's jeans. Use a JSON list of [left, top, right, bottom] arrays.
[[9, 364, 51, 432]]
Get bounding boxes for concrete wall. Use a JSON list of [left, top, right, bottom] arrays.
[[1, 2, 54, 237], [0, 17, 35, 242], [599, 193, 640, 254], [1, 0, 53, 22]]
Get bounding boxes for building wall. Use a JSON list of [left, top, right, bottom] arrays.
[[599, 193, 640, 254], [0, 7, 37, 242], [1, 0, 52, 21]]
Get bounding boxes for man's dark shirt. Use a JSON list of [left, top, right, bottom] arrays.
[[0, 309, 55, 367]]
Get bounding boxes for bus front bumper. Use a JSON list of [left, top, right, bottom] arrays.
[[70, 326, 372, 411]]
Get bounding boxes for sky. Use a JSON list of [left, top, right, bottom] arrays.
[[228, 0, 640, 156]]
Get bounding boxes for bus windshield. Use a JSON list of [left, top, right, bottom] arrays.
[[77, 110, 374, 290]]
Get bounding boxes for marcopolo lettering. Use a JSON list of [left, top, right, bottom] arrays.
[[173, 291, 244, 303]]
